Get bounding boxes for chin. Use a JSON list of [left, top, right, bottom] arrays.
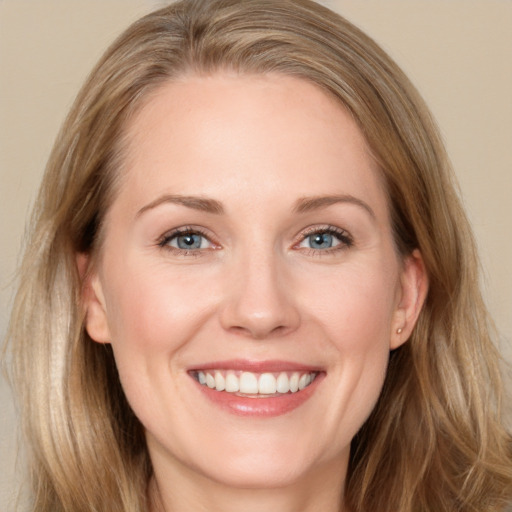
[[198, 454, 317, 490]]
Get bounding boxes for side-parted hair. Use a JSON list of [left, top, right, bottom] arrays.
[[5, 0, 511, 510]]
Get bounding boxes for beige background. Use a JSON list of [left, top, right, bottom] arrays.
[[1, 1, 511, 509]]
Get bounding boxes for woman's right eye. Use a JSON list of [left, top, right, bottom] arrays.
[[158, 229, 214, 253]]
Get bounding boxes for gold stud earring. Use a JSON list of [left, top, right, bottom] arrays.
[[396, 327, 403, 334]]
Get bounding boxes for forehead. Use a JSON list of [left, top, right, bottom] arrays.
[[116, 72, 388, 221]]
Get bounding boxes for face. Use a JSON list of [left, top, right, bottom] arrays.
[[84, 73, 426, 494]]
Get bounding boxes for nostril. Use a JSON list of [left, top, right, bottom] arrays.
[[227, 323, 293, 340], [218, 265, 301, 338]]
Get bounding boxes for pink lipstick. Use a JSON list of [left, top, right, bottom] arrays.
[[189, 360, 325, 417]]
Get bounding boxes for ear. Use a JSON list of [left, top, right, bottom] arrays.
[[77, 253, 111, 344], [390, 249, 429, 350]]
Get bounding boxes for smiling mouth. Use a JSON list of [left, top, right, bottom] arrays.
[[191, 369, 318, 397]]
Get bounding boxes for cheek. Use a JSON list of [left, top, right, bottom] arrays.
[[101, 261, 215, 422], [104, 261, 214, 355], [301, 259, 398, 347], [300, 261, 398, 424]]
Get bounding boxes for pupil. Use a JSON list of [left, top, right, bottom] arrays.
[[311, 233, 332, 249], [178, 234, 201, 249]]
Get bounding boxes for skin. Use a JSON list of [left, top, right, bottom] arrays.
[[83, 73, 428, 512]]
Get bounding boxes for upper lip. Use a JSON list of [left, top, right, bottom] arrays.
[[189, 359, 324, 373]]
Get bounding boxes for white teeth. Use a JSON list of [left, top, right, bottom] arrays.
[[239, 372, 259, 394], [225, 371, 239, 392], [298, 373, 309, 390], [214, 371, 225, 391], [206, 373, 216, 389], [258, 373, 277, 394], [289, 372, 299, 392], [276, 372, 290, 393], [195, 369, 317, 396]]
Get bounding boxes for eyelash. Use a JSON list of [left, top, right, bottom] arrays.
[[157, 226, 216, 257], [295, 225, 354, 255], [156, 224, 354, 256]]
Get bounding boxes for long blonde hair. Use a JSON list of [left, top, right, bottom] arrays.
[[5, 0, 511, 510]]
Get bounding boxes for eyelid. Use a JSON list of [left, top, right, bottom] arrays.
[[292, 224, 354, 252], [157, 225, 219, 253], [156, 224, 353, 256]]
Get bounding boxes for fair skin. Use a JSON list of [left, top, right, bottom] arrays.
[[83, 73, 427, 512]]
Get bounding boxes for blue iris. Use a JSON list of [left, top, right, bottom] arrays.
[[176, 233, 203, 249], [308, 233, 334, 249]]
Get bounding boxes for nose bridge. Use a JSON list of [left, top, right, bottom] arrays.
[[220, 242, 300, 339]]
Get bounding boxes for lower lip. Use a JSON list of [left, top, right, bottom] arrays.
[[192, 373, 324, 417]]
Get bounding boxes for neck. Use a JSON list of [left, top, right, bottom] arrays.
[[149, 454, 348, 512]]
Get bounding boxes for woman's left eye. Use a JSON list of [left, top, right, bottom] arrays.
[[297, 228, 353, 251]]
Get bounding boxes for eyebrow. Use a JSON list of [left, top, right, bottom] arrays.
[[293, 194, 376, 219], [136, 193, 375, 219], [136, 194, 225, 217]]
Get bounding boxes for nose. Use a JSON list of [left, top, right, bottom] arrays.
[[219, 250, 301, 339]]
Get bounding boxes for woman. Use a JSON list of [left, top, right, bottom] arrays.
[[4, 0, 511, 510]]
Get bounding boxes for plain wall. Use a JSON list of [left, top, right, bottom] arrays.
[[1, 1, 511, 508]]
